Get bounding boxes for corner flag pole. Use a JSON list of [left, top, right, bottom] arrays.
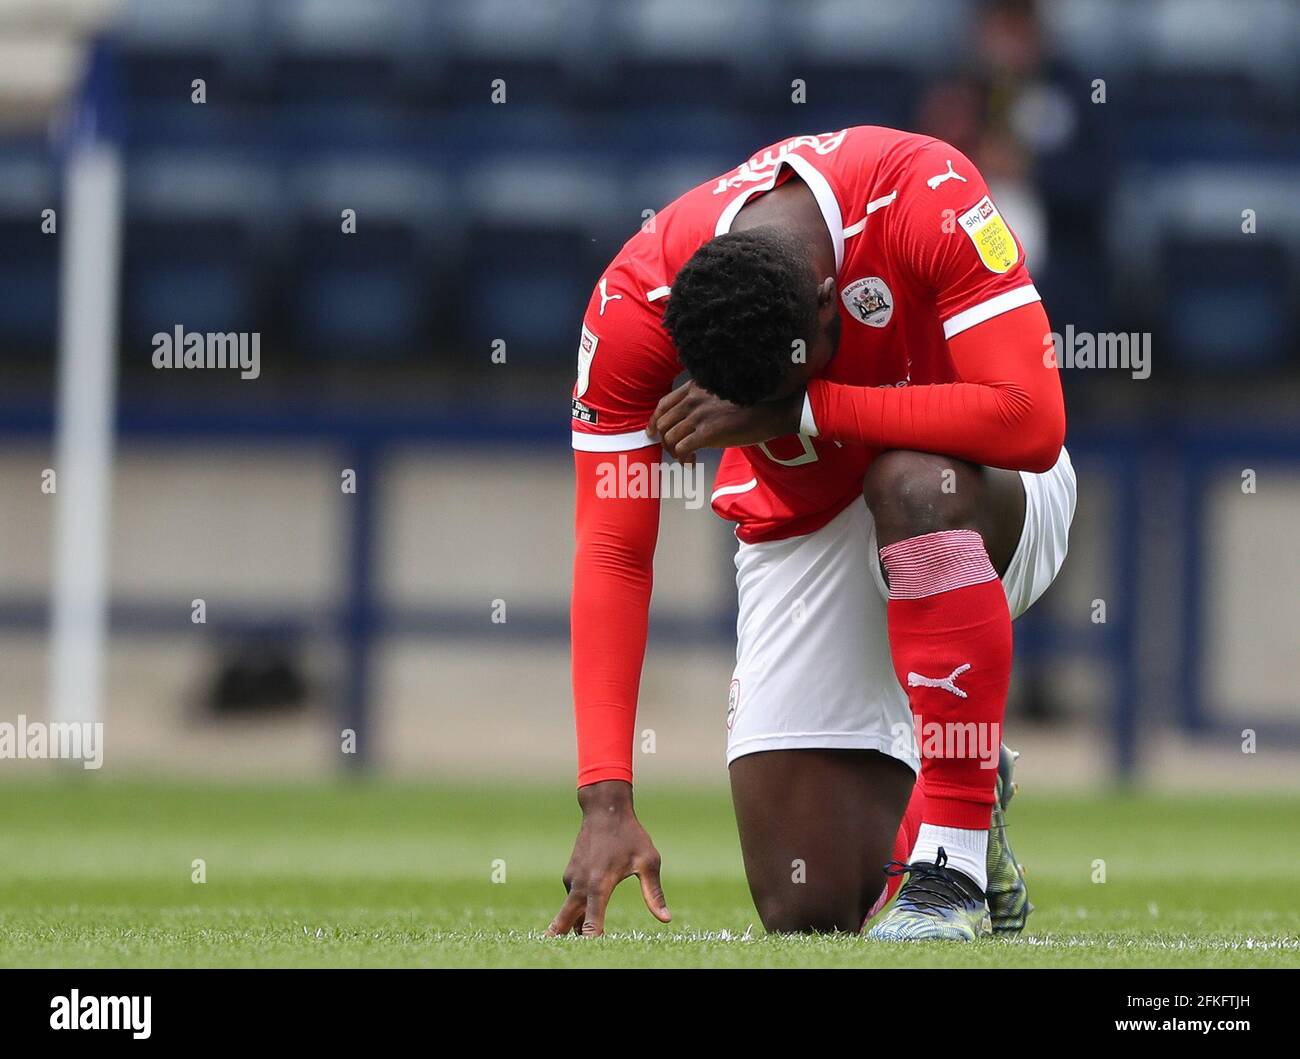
[[49, 39, 123, 731]]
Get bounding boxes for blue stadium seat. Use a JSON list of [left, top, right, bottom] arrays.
[[603, 107, 763, 181], [1112, 115, 1300, 167], [266, 0, 433, 105], [430, 106, 594, 165], [123, 102, 278, 160], [781, 0, 971, 128], [0, 144, 59, 355], [1126, 71, 1276, 125], [1047, 0, 1298, 111], [1158, 235, 1292, 371], [437, 0, 604, 105], [266, 1, 390, 103], [1108, 166, 1300, 356], [460, 155, 619, 363], [1143, 0, 1298, 89], [1040, 0, 1141, 78], [1034, 231, 1112, 340], [284, 156, 451, 358], [606, 0, 779, 107], [268, 102, 424, 155], [119, 0, 268, 102], [122, 151, 281, 350]]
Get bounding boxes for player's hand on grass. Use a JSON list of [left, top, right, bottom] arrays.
[[647, 380, 803, 462], [546, 780, 671, 938]]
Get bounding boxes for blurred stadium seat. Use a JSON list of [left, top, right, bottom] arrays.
[[439, 0, 602, 105], [119, 0, 268, 101], [1159, 234, 1291, 371], [461, 154, 619, 362], [607, 0, 777, 107], [285, 153, 449, 358], [122, 149, 279, 348], [0, 140, 58, 353]]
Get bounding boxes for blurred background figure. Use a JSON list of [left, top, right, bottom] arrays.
[[0, 0, 1297, 791]]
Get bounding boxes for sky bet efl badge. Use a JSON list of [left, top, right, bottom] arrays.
[[958, 195, 1019, 273]]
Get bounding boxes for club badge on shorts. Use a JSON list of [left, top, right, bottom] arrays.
[[957, 195, 1019, 273], [840, 275, 894, 327], [726, 678, 740, 731]]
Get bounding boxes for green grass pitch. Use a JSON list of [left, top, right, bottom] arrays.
[[0, 779, 1296, 968]]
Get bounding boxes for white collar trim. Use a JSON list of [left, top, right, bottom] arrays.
[[715, 156, 844, 272]]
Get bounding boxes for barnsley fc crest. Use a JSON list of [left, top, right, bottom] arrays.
[[840, 276, 894, 328]]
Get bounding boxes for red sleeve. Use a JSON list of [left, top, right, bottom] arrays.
[[806, 302, 1065, 472], [568, 272, 677, 788], [571, 272, 679, 446], [571, 445, 661, 787], [888, 138, 1036, 326]]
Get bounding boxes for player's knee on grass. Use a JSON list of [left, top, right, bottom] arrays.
[[753, 884, 866, 935], [731, 750, 911, 936], [863, 449, 984, 547]]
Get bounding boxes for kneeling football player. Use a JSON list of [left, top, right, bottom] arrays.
[[549, 125, 1073, 940]]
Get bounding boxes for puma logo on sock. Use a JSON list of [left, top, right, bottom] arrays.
[[907, 663, 971, 699]]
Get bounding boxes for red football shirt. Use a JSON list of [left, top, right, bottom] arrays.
[[571, 125, 1044, 544]]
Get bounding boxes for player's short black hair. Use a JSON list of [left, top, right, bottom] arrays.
[[663, 228, 819, 406]]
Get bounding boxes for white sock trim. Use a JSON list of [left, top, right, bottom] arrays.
[[911, 823, 988, 892]]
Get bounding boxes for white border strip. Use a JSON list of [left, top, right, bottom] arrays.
[[715, 155, 844, 271], [711, 478, 757, 503], [799, 392, 819, 436], [571, 428, 657, 452], [645, 285, 671, 302], [780, 153, 844, 271], [715, 172, 779, 236], [842, 189, 897, 239], [941, 284, 1040, 339]]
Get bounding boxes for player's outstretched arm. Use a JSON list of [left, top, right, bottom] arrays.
[[548, 446, 671, 936], [547, 780, 670, 937]]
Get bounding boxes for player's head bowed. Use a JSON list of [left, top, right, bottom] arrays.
[[664, 227, 837, 406]]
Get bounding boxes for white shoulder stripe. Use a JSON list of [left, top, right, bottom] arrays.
[[645, 286, 671, 302], [942, 284, 1041, 339], [571, 428, 657, 452], [842, 189, 898, 239], [710, 478, 757, 503]]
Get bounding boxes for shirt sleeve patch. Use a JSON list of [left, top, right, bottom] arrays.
[[957, 196, 1019, 274], [575, 324, 598, 398]]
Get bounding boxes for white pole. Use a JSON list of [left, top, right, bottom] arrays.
[[49, 78, 123, 730]]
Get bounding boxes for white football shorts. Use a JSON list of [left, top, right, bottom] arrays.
[[725, 448, 1077, 773]]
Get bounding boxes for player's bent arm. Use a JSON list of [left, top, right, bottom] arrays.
[[571, 445, 662, 787], [804, 302, 1065, 472]]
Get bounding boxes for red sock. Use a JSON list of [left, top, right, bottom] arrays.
[[881, 529, 1011, 831]]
